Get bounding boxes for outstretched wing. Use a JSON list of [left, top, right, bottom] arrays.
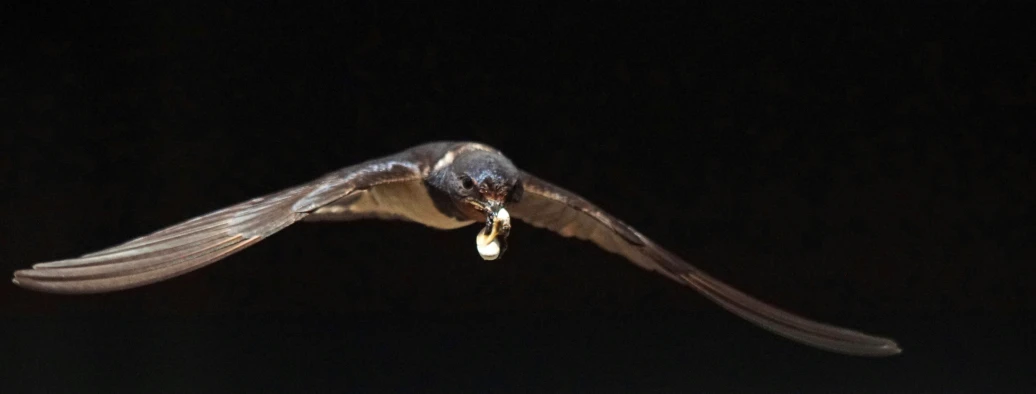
[[11, 152, 433, 295], [508, 171, 901, 357]]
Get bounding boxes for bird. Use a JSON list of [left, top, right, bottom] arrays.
[[12, 140, 901, 357]]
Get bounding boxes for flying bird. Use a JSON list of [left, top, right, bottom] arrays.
[[12, 141, 901, 356]]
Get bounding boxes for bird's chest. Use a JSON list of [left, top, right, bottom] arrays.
[[349, 180, 475, 230]]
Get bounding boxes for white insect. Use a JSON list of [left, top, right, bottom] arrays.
[[475, 207, 509, 260]]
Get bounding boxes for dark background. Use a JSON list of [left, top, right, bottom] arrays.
[[3, 1, 1034, 392]]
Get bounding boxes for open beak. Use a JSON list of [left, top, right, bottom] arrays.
[[472, 200, 510, 260]]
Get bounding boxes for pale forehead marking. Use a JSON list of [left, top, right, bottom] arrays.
[[432, 143, 497, 172], [432, 151, 455, 172], [453, 142, 495, 154]]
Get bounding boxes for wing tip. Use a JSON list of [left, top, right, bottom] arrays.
[[12, 268, 30, 282], [11, 273, 55, 294], [873, 340, 903, 356], [835, 337, 902, 357], [12, 271, 52, 293]]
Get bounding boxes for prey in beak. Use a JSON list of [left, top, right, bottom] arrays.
[[470, 199, 511, 260]]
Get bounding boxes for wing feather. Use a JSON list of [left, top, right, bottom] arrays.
[[12, 157, 427, 294], [509, 171, 901, 357]]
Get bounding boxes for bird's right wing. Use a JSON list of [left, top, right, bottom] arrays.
[[11, 149, 438, 295], [509, 171, 901, 357]]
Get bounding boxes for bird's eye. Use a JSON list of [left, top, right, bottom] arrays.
[[460, 176, 475, 190]]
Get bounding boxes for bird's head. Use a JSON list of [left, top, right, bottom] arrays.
[[433, 147, 524, 260]]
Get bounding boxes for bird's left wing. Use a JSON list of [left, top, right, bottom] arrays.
[[11, 147, 440, 294], [509, 171, 901, 357]]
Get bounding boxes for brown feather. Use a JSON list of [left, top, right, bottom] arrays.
[[11, 143, 447, 294], [509, 171, 901, 357]]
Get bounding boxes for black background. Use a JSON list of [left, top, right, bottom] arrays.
[[3, 1, 1034, 392]]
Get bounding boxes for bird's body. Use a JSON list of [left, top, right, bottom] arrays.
[[12, 141, 902, 357]]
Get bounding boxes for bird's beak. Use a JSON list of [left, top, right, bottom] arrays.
[[473, 199, 510, 260]]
